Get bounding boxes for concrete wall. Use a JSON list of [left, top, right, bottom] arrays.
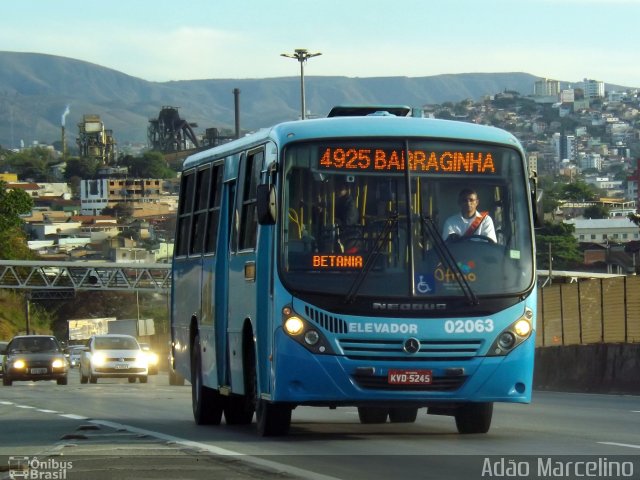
[[534, 344, 640, 394]]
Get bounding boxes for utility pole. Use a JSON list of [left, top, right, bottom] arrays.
[[548, 243, 553, 285], [280, 49, 322, 120]]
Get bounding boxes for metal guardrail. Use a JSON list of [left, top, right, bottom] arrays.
[[0, 260, 171, 293]]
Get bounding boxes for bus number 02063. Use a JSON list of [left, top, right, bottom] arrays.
[[444, 319, 494, 334]]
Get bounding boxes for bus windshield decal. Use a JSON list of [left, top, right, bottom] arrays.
[[319, 147, 496, 174]]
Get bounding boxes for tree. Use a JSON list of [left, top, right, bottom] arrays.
[[0, 181, 35, 259], [559, 181, 599, 201], [123, 152, 175, 179], [535, 221, 583, 269], [1, 147, 55, 182], [63, 157, 98, 181], [102, 202, 134, 222], [583, 204, 609, 219], [0, 182, 33, 228]]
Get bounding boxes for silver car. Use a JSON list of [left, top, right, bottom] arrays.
[[64, 345, 86, 368], [79, 334, 148, 384]]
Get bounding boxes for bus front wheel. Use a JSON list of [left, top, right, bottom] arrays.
[[389, 407, 418, 423], [454, 402, 493, 434], [357, 407, 389, 424], [256, 399, 291, 436], [191, 334, 224, 425]]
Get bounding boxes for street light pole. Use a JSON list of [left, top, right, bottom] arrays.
[[280, 48, 322, 120]]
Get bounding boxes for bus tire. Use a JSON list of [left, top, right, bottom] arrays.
[[455, 402, 493, 434], [389, 407, 418, 423], [357, 407, 388, 424], [169, 366, 185, 386], [256, 399, 291, 437], [191, 334, 224, 425], [224, 335, 256, 425]]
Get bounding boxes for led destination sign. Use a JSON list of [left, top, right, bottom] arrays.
[[318, 147, 496, 174]]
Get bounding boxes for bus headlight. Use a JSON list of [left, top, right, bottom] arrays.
[[497, 332, 516, 350], [284, 316, 304, 335], [304, 330, 320, 346], [514, 319, 531, 337], [487, 308, 534, 356], [282, 305, 334, 354]]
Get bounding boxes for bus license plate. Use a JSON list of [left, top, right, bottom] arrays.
[[30, 368, 48, 374], [115, 364, 129, 369], [388, 369, 432, 385]]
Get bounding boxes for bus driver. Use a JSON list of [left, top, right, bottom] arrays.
[[442, 188, 497, 243]]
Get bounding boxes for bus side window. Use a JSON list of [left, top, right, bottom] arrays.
[[238, 149, 264, 251], [204, 164, 224, 254], [190, 165, 211, 255], [175, 171, 195, 257]]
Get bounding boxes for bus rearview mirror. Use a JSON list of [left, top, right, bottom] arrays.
[[257, 184, 276, 225]]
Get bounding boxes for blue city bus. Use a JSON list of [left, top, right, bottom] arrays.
[[170, 107, 539, 436]]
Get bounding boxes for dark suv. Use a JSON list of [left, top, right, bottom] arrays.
[[2, 335, 69, 386]]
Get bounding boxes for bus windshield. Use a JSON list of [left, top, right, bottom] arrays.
[[279, 139, 534, 300]]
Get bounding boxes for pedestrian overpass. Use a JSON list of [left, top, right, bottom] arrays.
[[0, 260, 170, 297]]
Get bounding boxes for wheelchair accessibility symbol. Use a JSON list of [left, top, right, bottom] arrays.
[[415, 274, 434, 294]]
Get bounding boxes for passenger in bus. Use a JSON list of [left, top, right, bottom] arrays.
[[442, 188, 497, 243], [335, 181, 360, 253]]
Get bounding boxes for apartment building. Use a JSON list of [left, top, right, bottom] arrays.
[[80, 178, 173, 216]]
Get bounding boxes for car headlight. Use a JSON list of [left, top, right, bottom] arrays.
[[145, 352, 159, 365], [13, 359, 26, 369], [52, 358, 65, 369], [92, 352, 107, 367]]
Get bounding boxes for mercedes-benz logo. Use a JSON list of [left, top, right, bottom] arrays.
[[403, 337, 421, 354], [119, 358, 125, 362]]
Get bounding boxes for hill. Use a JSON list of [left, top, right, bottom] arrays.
[[0, 51, 632, 148]]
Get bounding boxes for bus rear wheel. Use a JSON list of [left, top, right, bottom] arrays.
[[256, 399, 291, 436], [455, 402, 493, 434], [357, 407, 388, 424], [169, 366, 185, 386], [191, 334, 224, 425]]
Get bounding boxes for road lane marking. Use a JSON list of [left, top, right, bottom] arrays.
[[598, 442, 640, 450], [0, 399, 342, 480], [0, 401, 14, 405], [38, 409, 60, 413], [91, 419, 343, 480]]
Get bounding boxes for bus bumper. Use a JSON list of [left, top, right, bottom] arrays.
[[271, 329, 535, 405]]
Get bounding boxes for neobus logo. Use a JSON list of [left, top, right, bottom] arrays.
[[372, 302, 447, 311]]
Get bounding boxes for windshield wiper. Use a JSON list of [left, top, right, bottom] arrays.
[[421, 215, 478, 306], [344, 213, 398, 304]]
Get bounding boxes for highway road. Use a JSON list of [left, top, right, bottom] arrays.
[[1, 372, 639, 480]]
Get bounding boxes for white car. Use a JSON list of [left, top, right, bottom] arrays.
[[79, 334, 148, 384]]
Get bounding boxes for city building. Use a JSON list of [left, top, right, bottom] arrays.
[[566, 218, 640, 244], [579, 78, 605, 99]]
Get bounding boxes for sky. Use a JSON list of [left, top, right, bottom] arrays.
[[2, 0, 640, 87]]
